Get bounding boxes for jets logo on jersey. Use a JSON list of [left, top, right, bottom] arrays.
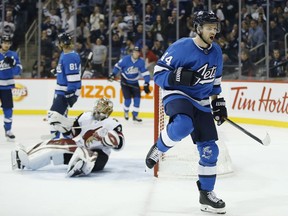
[[0, 60, 11, 70], [194, 63, 216, 85], [127, 66, 139, 74]]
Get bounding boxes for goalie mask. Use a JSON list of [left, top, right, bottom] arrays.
[[93, 98, 113, 121]]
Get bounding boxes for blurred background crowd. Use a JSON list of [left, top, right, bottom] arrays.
[[1, 0, 288, 80]]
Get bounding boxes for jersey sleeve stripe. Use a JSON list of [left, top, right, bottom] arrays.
[[141, 71, 150, 77], [154, 65, 170, 74], [67, 74, 81, 82]]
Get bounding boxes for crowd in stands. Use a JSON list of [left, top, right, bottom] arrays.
[[0, 0, 37, 50], [1, 0, 288, 79]]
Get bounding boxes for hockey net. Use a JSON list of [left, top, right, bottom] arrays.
[[153, 84, 233, 178]]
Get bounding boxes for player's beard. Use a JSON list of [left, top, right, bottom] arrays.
[[202, 34, 214, 45]]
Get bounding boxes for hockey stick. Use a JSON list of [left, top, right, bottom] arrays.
[[114, 79, 140, 89], [224, 118, 271, 146], [81, 51, 93, 77]]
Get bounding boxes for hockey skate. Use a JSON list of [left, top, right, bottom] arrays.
[[124, 112, 129, 120], [145, 143, 161, 169], [5, 130, 15, 142], [197, 181, 226, 214], [11, 150, 25, 170], [133, 115, 142, 122]]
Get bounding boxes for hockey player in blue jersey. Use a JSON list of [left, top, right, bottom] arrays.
[[108, 46, 151, 122], [146, 11, 228, 214], [48, 33, 81, 139], [0, 35, 22, 141]]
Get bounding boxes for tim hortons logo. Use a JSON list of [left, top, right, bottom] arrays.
[[231, 86, 288, 114]]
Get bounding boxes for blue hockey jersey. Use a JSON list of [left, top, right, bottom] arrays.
[[55, 50, 81, 96], [112, 55, 150, 84], [0, 50, 22, 90], [154, 37, 223, 112]]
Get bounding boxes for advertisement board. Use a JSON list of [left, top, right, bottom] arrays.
[[6, 79, 288, 127]]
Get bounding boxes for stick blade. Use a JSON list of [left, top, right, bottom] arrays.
[[262, 133, 271, 146]]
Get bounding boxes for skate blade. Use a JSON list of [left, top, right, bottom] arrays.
[[201, 204, 226, 214]]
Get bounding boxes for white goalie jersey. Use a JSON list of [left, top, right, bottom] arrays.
[[72, 111, 125, 155]]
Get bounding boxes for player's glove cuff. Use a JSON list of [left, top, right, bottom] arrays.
[[211, 97, 228, 126]]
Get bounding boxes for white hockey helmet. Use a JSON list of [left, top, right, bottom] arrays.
[[93, 98, 113, 120]]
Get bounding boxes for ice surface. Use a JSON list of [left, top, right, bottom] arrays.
[[0, 115, 288, 216]]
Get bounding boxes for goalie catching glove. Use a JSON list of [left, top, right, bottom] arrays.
[[168, 67, 202, 86], [211, 97, 228, 126], [66, 147, 98, 177]]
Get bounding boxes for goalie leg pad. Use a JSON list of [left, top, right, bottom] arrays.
[[66, 147, 98, 177]]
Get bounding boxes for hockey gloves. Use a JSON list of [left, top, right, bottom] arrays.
[[65, 92, 78, 107], [211, 98, 228, 126], [108, 74, 115, 82], [4, 56, 16, 67], [144, 82, 151, 94], [168, 67, 202, 86]]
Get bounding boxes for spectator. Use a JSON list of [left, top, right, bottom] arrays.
[[269, 49, 287, 78], [151, 14, 166, 43], [247, 19, 266, 61], [141, 45, 158, 75], [124, 4, 139, 38], [155, 0, 169, 20], [91, 38, 107, 78], [90, 19, 108, 45], [151, 40, 164, 59], [240, 49, 257, 78], [43, 5, 62, 30], [75, 41, 92, 67], [144, 3, 156, 32], [76, 20, 91, 46], [41, 30, 54, 59], [269, 20, 286, 47], [89, 5, 105, 31]]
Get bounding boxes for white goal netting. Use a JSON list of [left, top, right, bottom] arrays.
[[154, 85, 233, 178]]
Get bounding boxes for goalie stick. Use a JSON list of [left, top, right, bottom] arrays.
[[224, 118, 271, 146]]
